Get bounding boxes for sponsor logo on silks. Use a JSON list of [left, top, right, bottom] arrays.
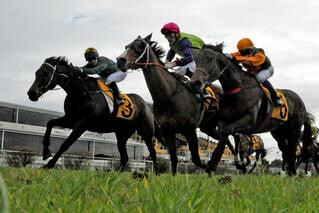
[[97, 79, 135, 120], [260, 85, 289, 122]]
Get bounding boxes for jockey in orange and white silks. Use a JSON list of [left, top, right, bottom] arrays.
[[161, 22, 205, 79], [81, 47, 127, 105], [225, 38, 282, 106]]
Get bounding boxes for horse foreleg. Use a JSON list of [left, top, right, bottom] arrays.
[[43, 121, 86, 169], [233, 134, 241, 167], [206, 136, 227, 175], [144, 137, 159, 175], [164, 133, 177, 175], [249, 152, 260, 174], [43, 116, 73, 160], [185, 131, 206, 170]]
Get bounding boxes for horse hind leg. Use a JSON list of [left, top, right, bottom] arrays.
[[141, 133, 159, 175], [115, 132, 131, 172]]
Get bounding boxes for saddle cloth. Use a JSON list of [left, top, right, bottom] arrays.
[[251, 135, 262, 151], [260, 85, 289, 122], [97, 79, 135, 120], [203, 86, 219, 112]]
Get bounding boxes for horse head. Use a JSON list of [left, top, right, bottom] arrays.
[[27, 56, 76, 101], [117, 33, 165, 71]]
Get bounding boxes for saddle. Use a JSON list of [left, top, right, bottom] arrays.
[[169, 72, 219, 125], [260, 84, 289, 122], [97, 79, 135, 120]]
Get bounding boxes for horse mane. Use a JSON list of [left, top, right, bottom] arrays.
[[44, 56, 71, 66], [203, 43, 225, 53], [149, 41, 165, 64], [44, 56, 89, 79], [203, 43, 245, 72]]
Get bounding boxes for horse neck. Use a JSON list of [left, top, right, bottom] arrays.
[[141, 50, 177, 101], [56, 64, 87, 97], [218, 58, 245, 93]]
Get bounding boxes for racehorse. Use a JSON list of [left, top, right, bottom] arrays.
[[235, 134, 267, 174], [116, 34, 236, 175], [191, 43, 313, 175], [296, 139, 319, 174], [27, 56, 163, 174]]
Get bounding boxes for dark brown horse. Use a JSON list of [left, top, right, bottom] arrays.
[[192, 44, 313, 175], [27, 56, 163, 174], [117, 34, 236, 175], [235, 134, 267, 174]]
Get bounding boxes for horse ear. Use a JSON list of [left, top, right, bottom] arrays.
[[144, 33, 152, 43], [137, 35, 141, 39]]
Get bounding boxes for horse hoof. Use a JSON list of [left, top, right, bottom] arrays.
[[42, 150, 52, 160]]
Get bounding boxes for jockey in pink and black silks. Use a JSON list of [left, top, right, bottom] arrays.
[[81, 47, 127, 105], [225, 38, 282, 106], [161, 22, 205, 79]]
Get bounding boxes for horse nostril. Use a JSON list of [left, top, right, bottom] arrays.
[[117, 57, 126, 66]]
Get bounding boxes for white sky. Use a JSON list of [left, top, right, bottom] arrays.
[[1, 0, 319, 161]]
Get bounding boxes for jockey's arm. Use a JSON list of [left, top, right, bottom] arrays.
[[231, 51, 266, 67], [165, 49, 176, 63], [175, 39, 194, 66], [81, 57, 109, 75]]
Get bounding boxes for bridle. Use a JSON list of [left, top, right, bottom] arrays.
[[200, 48, 231, 82], [127, 39, 165, 69], [42, 62, 70, 89]]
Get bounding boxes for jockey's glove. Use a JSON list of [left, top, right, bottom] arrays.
[[164, 61, 176, 69]]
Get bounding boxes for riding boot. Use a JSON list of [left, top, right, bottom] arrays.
[[263, 80, 282, 107], [108, 82, 124, 105], [185, 69, 193, 79]]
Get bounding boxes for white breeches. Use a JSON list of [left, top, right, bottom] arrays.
[[106, 70, 127, 84]]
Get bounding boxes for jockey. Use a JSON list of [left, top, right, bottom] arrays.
[[226, 38, 282, 106], [81, 47, 127, 105], [161, 22, 205, 79]]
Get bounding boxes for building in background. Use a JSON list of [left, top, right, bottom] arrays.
[[0, 101, 145, 160]]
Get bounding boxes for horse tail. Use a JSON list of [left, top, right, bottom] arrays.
[[154, 118, 167, 147], [303, 112, 315, 148]]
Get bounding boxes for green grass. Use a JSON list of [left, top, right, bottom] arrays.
[[0, 168, 318, 213]]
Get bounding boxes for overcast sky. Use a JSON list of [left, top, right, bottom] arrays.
[[1, 0, 319, 161]]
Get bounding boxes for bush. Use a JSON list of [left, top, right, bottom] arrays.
[[5, 151, 36, 167], [63, 153, 89, 170], [157, 158, 170, 173]]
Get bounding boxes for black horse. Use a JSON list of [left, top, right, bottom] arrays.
[[27, 57, 163, 174], [235, 134, 267, 174], [192, 44, 313, 175], [117, 34, 237, 175]]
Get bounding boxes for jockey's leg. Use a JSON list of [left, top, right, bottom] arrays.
[[106, 70, 127, 105], [256, 66, 282, 106]]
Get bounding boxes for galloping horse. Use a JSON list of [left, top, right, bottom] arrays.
[[192, 44, 313, 175], [116, 34, 236, 175], [236, 134, 267, 174], [27, 56, 163, 174]]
